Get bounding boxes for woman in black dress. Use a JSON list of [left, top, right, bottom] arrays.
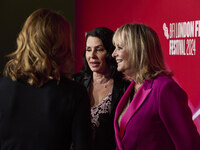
[[73, 27, 129, 150]]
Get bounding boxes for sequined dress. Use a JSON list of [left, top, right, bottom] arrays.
[[91, 93, 112, 138]]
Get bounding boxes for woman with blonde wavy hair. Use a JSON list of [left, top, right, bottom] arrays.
[[0, 8, 92, 150], [112, 23, 200, 150]]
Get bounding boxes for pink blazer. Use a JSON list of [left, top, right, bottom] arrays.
[[114, 74, 200, 150]]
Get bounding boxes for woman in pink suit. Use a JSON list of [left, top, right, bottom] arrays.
[[112, 23, 200, 150]]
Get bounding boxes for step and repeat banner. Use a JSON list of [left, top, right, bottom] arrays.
[[75, 0, 200, 132]]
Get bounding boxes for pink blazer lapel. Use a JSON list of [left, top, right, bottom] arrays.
[[119, 83, 152, 139], [114, 80, 152, 150], [114, 81, 135, 150]]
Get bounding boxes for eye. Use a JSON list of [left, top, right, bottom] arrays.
[[117, 45, 123, 50], [95, 45, 105, 52], [97, 48, 104, 51], [86, 47, 91, 52]]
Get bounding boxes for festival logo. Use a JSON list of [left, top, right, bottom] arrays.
[[163, 21, 200, 56]]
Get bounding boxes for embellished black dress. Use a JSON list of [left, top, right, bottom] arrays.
[[72, 73, 129, 150]]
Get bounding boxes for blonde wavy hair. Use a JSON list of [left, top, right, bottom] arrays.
[[113, 23, 172, 83], [3, 8, 73, 87]]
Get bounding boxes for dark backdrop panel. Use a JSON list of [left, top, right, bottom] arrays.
[[0, 0, 74, 76]]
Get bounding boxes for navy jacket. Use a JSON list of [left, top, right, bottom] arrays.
[[0, 77, 92, 150]]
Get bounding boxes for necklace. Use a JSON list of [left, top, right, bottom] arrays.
[[93, 78, 112, 88], [104, 84, 108, 88], [103, 78, 112, 88]]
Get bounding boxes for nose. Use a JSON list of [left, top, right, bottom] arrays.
[[88, 49, 97, 58], [112, 48, 117, 58], [91, 50, 96, 57]]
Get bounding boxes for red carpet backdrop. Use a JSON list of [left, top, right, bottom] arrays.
[[75, 0, 200, 133]]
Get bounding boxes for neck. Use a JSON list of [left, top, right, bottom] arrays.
[[134, 82, 142, 92], [124, 73, 136, 81], [126, 75, 142, 91], [93, 72, 110, 84], [123, 69, 136, 81]]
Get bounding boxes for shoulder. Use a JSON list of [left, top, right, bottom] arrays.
[[152, 73, 177, 88], [71, 72, 92, 90], [0, 76, 13, 83], [151, 73, 187, 99], [45, 77, 90, 105], [156, 73, 181, 86], [0, 76, 18, 89], [72, 72, 84, 81], [59, 78, 90, 107], [72, 72, 91, 82], [59, 77, 87, 92]]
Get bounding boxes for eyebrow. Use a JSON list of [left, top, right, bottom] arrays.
[[86, 45, 104, 48]]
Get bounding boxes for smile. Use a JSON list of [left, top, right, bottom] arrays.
[[116, 59, 122, 64]]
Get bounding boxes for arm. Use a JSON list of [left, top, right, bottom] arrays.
[[159, 80, 200, 150]]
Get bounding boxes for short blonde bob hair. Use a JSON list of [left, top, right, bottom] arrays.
[[113, 23, 171, 83], [4, 8, 73, 87]]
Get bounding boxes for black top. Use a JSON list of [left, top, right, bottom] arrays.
[[72, 73, 130, 150], [0, 77, 92, 150]]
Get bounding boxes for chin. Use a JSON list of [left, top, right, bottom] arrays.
[[91, 68, 102, 73], [91, 69, 99, 72], [117, 67, 123, 72]]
